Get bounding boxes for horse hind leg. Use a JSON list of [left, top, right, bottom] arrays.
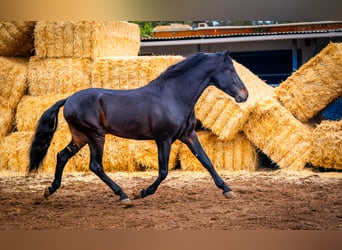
[[44, 140, 84, 198]]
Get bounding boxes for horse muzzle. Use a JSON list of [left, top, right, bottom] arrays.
[[234, 88, 249, 103]]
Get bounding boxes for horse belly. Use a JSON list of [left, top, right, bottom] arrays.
[[103, 108, 153, 140]]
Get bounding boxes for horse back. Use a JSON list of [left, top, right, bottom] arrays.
[[63, 88, 186, 141]]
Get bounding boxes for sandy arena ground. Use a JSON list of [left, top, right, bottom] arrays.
[[0, 169, 341, 230]]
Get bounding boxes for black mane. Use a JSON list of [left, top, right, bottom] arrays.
[[158, 52, 213, 80]]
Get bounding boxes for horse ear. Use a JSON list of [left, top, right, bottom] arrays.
[[222, 50, 230, 60]]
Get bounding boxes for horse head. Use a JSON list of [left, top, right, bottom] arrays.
[[210, 50, 248, 103]]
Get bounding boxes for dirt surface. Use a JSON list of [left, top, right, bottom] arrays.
[[0, 169, 341, 230]]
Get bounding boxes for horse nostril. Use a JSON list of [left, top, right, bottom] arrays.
[[235, 88, 248, 103], [240, 89, 248, 98]]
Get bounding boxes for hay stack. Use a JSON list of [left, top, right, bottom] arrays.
[[0, 132, 33, 172], [92, 21, 141, 58], [243, 98, 313, 170], [34, 21, 140, 59], [195, 60, 274, 141], [179, 131, 257, 171], [28, 57, 92, 96], [0, 131, 140, 173], [92, 56, 184, 89], [16, 95, 69, 132], [275, 42, 342, 122], [0, 21, 35, 57], [0, 57, 28, 138], [310, 120, 342, 170], [130, 140, 181, 170]]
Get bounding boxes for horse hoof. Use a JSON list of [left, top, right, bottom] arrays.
[[133, 188, 142, 199], [44, 187, 51, 199], [224, 191, 237, 199], [120, 198, 133, 206]]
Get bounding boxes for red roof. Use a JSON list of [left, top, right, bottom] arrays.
[[143, 21, 342, 40]]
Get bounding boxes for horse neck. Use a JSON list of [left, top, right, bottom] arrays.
[[167, 64, 214, 110]]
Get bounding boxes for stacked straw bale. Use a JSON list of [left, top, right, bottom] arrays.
[[0, 131, 140, 173], [0, 21, 35, 57], [92, 56, 184, 89], [275, 42, 342, 122], [28, 57, 92, 96], [195, 60, 274, 141], [34, 21, 140, 59], [130, 140, 182, 170], [243, 97, 313, 170], [0, 57, 28, 138], [16, 95, 69, 132], [0, 132, 33, 172], [179, 131, 258, 171], [310, 120, 342, 170]]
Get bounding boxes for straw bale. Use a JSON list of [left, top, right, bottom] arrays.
[[92, 21, 140, 58], [16, 95, 69, 132], [0, 130, 140, 173], [243, 97, 313, 170], [28, 57, 92, 96], [195, 60, 274, 141], [0, 108, 15, 139], [179, 131, 258, 171], [45, 132, 139, 172], [92, 56, 184, 89], [0, 21, 35, 57], [310, 120, 342, 170], [0, 132, 33, 172], [34, 21, 140, 59], [275, 42, 342, 122], [0, 57, 28, 137], [104, 136, 138, 172], [40, 129, 140, 173], [130, 140, 181, 170]]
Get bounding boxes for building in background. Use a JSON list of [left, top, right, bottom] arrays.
[[140, 21, 342, 87]]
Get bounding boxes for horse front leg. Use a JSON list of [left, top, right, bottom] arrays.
[[88, 136, 131, 205], [133, 139, 171, 199], [180, 131, 236, 199]]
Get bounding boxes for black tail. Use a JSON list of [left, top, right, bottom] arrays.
[[28, 98, 67, 173]]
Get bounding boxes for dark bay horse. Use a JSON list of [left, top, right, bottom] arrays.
[[29, 50, 248, 205]]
